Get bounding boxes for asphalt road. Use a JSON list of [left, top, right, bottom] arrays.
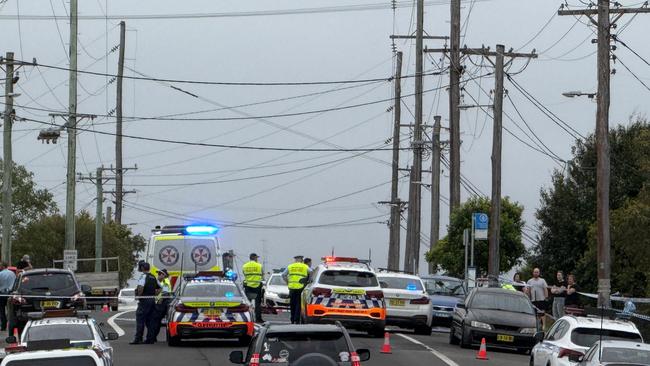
[[2, 309, 530, 365]]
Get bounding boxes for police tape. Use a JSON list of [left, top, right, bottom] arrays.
[[577, 292, 650, 304]]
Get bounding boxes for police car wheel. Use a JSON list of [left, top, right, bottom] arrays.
[[238, 335, 252, 346], [111, 305, 118, 311], [166, 332, 181, 347], [368, 327, 385, 338], [414, 325, 432, 336]]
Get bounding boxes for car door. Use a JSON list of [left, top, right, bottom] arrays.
[[533, 320, 567, 366], [451, 291, 470, 333]]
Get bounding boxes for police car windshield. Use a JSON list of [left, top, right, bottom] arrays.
[[19, 273, 78, 295], [260, 331, 351, 364], [319, 271, 378, 288], [379, 277, 423, 291], [269, 276, 286, 286], [182, 282, 240, 298], [26, 324, 93, 342]]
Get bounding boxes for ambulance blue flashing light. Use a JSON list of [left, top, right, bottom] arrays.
[[184, 225, 219, 235], [225, 269, 237, 282]]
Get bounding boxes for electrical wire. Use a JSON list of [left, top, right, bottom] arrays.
[[515, 10, 558, 51], [616, 55, 650, 93]]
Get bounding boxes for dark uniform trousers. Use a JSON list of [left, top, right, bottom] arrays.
[[289, 289, 303, 324], [244, 286, 263, 322], [134, 299, 156, 342]]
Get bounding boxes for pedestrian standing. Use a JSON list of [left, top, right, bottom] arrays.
[[512, 272, 526, 293], [282, 255, 309, 324], [16, 255, 32, 271], [565, 274, 581, 308], [551, 270, 567, 319], [146, 269, 171, 343], [0, 262, 16, 332], [242, 253, 264, 323], [130, 262, 160, 345], [527, 268, 549, 328]]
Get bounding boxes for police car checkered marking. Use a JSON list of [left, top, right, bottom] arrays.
[[310, 294, 384, 309], [173, 310, 251, 323]]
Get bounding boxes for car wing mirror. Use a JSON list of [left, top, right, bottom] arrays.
[[80, 284, 92, 295], [229, 350, 244, 364], [534, 331, 544, 343], [106, 332, 119, 341], [356, 349, 371, 362]]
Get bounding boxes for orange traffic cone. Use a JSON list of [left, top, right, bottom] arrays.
[[380, 332, 392, 354], [10, 327, 19, 346], [102, 304, 109, 313], [476, 338, 488, 360]]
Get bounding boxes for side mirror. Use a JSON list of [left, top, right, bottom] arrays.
[[356, 348, 371, 362], [229, 350, 244, 364], [534, 331, 544, 343], [80, 284, 92, 295], [456, 303, 465, 309], [5, 336, 16, 344], [106, 332, 119, 341]]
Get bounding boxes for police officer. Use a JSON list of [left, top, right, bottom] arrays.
[[130, 262, 160, 345], [282, 255, 309, 324], [242, 253, 264, 323], [146, 269, 171, 343]]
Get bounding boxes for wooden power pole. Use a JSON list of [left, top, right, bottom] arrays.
[[65, 0, 79, 251], [388, 51, 403, 271], [429, 115, 442, 274], [2, 52, 15, 264], [449, 0, 462, 215], [115, 20, 126, 225], [558, 1, 650, 307]]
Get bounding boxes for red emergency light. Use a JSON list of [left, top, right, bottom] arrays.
[[322, 256, 359, 263]]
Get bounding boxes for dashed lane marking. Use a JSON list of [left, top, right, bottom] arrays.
[[395, 333, 460, 366], [108, 309, 135, 337]]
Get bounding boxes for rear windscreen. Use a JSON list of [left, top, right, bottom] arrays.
[[19, 273, 78, 295], [601, 347, 650, 363], [319, 271, 378, 288], [182, 283, 240, 298], [571, 328, 642, 347], [6, 356, 97, 366], [379, 277, 423, 291], [260, 331, 350, 364], [26, 324, 93, 342]]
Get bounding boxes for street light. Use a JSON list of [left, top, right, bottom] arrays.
[[562, 91, 596, 99]]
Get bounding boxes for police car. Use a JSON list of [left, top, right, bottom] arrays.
[[301, 257, 386, 337], [1, 348, 105, 366], [4, 310, 117, 366], [166, 272, 254, 346], [376, 271, 433, 335]]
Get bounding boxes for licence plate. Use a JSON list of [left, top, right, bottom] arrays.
[[497, 334, 514, 342], [41, 301, 60, 309], [390, 299, 405, 306], [203, 309, 221, 317], [91, 289, 103, 295], [433, 311, 451, 318]]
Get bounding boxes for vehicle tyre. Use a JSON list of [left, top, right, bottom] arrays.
[[368, 326, 385, 338], [529, 354, 534, 366], [238, 335, 253, 346], [414, 324, 432, 335], [166, 330, 181, 347], [449, 325, 459, 345], [111, 305, 118, 312], [459, 325, 471, 349]]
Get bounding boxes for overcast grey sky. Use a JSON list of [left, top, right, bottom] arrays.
[[1, 0, 649, 274]]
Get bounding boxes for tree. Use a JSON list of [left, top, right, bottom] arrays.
[[425, 196, 526, 277], [0, 159, 58, 236], [530, 120, 650, 286], [12, 212, 146, 286]]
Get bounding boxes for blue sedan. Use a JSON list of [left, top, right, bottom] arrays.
[[421, 275, 466, 326]]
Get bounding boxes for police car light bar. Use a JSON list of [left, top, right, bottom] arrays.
[[184, 225, 219, 235], [322, 256, 359, 263]]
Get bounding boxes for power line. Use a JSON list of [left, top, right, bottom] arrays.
[[616, 55, 650, 92]]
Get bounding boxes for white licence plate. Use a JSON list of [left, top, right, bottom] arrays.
[[433, 311, 451, 318]]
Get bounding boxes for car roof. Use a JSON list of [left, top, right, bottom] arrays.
[[562, 315, 641, 332], [597, 340, 650, 349], [21, 268, 72, 276], [2, 348, 99, 361], [265, 324, 344, 334], [318, 262, 374, 272], [420, 275, 462, 282], [376, 272, 422, 280], [28, 317, 90, 327]]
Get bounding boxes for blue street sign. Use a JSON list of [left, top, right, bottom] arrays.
[[473, 213, 488, 240]]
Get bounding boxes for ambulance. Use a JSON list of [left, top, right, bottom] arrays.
[[301, 257, 386, 337], [144, 225, 230, 290]]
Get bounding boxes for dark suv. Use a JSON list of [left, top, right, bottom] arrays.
[[229, 322, 371, 366], [8, 269, 88, 333]]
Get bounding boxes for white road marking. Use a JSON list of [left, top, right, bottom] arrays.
[[108, 309, 135, 337], [395, 333, 460, 366]]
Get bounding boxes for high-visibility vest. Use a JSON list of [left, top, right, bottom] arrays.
[[287, 262, 309, 290], [157, 278, 171, 302], [501, 283, 516, 291], [242, 261, 263, 288]]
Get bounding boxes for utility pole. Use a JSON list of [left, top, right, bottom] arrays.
[[2, 52, 15, 264], [404, 0, 425, 275], [105, 206, 112, 224], [558, 1, 650, 308], [387, 51, 403, 271], [489, 45, 505, 287], [429, 116, 441, 274], [115, 20, 126, 225], [65, 0, 79, 251], [449, 0, 462, 215]]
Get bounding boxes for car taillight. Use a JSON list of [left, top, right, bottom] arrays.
[[227, 304, 250, 313], [558, 347, 583, 359], [350, 351, 361, 366], [312, 287, 332, 297], [366, 290, 384, 300], [175, 303, 197, 313], [10, 295, 26, 305], [249, 353, 260, 366], [410, 297, 430, 305]]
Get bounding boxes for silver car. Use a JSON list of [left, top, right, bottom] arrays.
[[579, 340, 650, 365], [377, 272, 433, 335]]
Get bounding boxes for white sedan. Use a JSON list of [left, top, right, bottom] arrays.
[[579, 340, 650, 365], [377, 271, 433, 335]]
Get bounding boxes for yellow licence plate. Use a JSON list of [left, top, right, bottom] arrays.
[[389, 299, 405, 306], [91, 289, 104, 295], [203, 309, 221, 316], [497, 334, 514, 342], [41, 301, 60, 309]]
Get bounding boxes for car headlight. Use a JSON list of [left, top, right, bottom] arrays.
[[520, 328, 537, 334], [266, 291, 277, 297], [470, 321, 493, 330]]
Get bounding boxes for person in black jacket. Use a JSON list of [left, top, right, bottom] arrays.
[[130, 262, 160, 345]]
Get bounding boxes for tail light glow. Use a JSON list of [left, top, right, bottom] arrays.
[[558, 347, 583, 359], [410, 297, 430, 305]]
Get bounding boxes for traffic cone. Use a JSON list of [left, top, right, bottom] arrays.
[[10, 327, 19, 346], [380, 332, 392, 354], [102, 304, 109, 313], [476, 338, 488, 360]]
